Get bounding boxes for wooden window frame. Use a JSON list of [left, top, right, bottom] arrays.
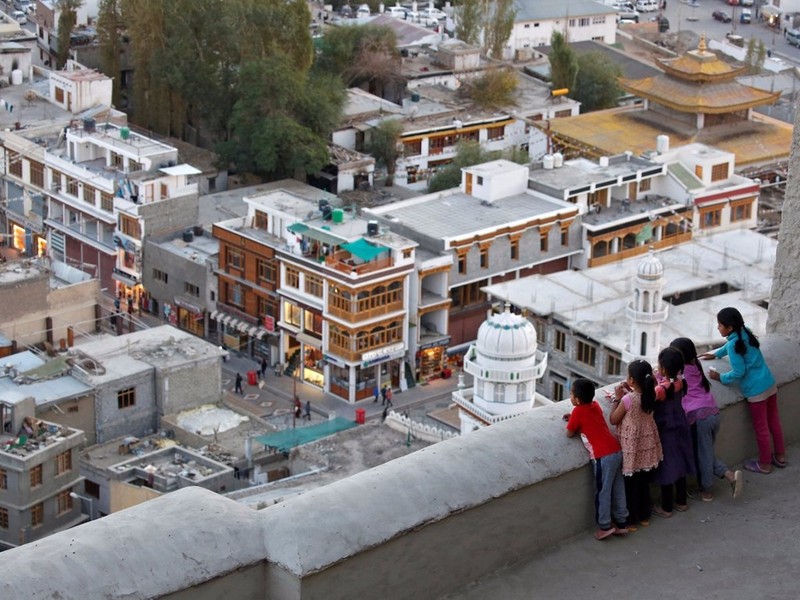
[[30, 464, 43, 488], [55, 450, 72, 476], [117, 387, 136, 409]]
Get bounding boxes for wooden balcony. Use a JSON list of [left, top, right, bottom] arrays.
[[327, 299, 405, 323], [325, 251, 393, 276], [588, 232, 691, 268]]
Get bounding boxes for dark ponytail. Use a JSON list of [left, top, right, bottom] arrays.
[[657, 347, 685, 401], [670, 337, 710, 393], [717, 307, 758, 356], [629, 359, 657, 413]]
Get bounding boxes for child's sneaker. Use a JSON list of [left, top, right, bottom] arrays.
[[594, 528, 615, 540]]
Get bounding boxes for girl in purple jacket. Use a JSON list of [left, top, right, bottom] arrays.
[[670, 337, 743, 501]]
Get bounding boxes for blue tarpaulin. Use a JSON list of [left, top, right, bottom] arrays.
[[254, 417, 358, 452]]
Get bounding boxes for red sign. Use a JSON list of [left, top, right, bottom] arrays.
[[263, 315, 275, 332]]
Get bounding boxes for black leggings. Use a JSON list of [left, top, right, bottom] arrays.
[[660, 477, 687, 512], [625, 471, 652, 525]]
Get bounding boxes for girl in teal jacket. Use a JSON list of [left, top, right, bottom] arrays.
[[701, 307, 786, 474]]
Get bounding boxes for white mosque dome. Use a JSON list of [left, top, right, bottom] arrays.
[[637, 248, 663, 280], [475, 310, 537, 359]]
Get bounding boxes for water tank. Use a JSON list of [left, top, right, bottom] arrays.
[[193, 225, 204, 236], [599, 156, 609, 167], [318, 198, 329, 211], [656, 134, 670, 154], [120, 127, 131, 140], [182, 229, 194, 243], [321, 205, 333, 220], [367, 221, 379, 236], [10, 69, 22, 86], [411, 91, 420, 102], [542, 154, 554, 170], [83, 117, 96, 133], [332, 208, 344, 223], [553, 152, 563, 168]]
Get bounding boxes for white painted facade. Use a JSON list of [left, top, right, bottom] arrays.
[[508, 11, 616, 56]]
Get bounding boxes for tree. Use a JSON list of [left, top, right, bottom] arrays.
[[55, 0, 83, 69], [469, 67, 518, 109], [366, 119, 403, 186], [428, 141, 496, 192], [218, 55, 345, 180], [455, 0, 483, 46], [573, 52, 622, 112], [97, 0, 122, 107], [548, 31, 578, 93], [483, 0, 515, 60]]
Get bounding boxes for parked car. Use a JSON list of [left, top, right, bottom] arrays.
[[419, 7, 446, 21], [740, 0, 754, 5], [635, 0, 658, 12], [787, 29, 800, 47], [11, 9, 26, 24], [726, 0, 739, 5], [712, 9, 732, 22], [740, 7, 751, 23], [386, 6, 408, 18]]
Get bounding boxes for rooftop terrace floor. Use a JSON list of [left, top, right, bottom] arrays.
[[448, 441, 799, 599]]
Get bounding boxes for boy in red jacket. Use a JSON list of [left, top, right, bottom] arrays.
[[564, 378, 629, 540]]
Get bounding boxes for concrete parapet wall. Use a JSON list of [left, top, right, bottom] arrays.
[[1, 335, 798, 600]]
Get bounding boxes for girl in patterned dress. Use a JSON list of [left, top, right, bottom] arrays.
[[610, 359, 664, 530]]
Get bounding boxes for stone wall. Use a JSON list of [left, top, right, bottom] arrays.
[[1, 335, 798, 600]]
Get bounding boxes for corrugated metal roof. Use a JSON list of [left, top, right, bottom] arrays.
[[514, 0, 616, 21]]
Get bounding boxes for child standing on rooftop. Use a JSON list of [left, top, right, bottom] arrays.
[[701, 307, 787, 474], [670, 337, 742, 501], [564, 378, 628, 540], [610, 359, 663, 531], [651, 347, 695, 518]]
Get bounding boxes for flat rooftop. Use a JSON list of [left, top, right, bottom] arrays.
[[484, 229, 776, 353], [1, 419, 82, 459], [0, 352, 91, 407]]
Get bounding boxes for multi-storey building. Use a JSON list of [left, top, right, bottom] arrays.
[[0, 114, 200, 305], [0, 395, 85, 550], [214, 187, 417, 402]]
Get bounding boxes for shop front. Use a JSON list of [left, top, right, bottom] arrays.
[[297, 332, 324, 387], [327, 342, 406, 403], [174, 295, 205, 337]]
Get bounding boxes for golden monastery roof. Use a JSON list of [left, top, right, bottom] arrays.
[[619, 76, 780, 114], [657, 36, 745, 82], [542, 107, 791, 167]]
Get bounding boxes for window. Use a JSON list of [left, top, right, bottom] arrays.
[[101, 192, 114, 212], [30, 160, 44, 188], [56, 489, 73, 515], [303, 310, 324, 336], [184, 282, 200, 297], [305, 273, 323, 297], [607, 353, 622, 377], [552, 378, 566, 402], [226, 247, 244, 270], [31, 502, 43, 528], [711, 162, 729, 182], [403, 139, 422, 156], [554, 330, 566, 352], [450, 280, 487, 309], [228, 283, 243, 307], [119, 214, 141, 239], [254, 211, 269, 230], [160, 183, 168, 198], [639, 178, 652, 193], [153, 268, 168, 284], [284, 302, 302, 327], [731, 201, 752, 222], [578, 17, 590, 26], [85, 479, 101, 499], [117, 387, 136, 409], [510, 238, 519, 260], [561, 227, 569, 247], [577, 340, 597, 366], [66, 177, 79, 196], [257, 258, 277, 283], [476, 176, 484, 185], [285, 266, 299, 288], [479, 246, 489, 269], [111, 153, 123, 168], [258, 295, 278, 320], [700, 207, 722, 229], [0, 468, 5, 489], [55, 451, 72, 476], [82, 185, 95, 204], [0, 507, 7, 530], [592, 16, 606, 24], [457, 254, 467, 275], [30, 464, 43, 488], [540, 231, 549, 252], [402, 248, 412, 259]]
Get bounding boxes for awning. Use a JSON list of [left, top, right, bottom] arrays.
[[287, 222, 347, 246], [254, 417, 357, 452], [341, 238, 389, 262]]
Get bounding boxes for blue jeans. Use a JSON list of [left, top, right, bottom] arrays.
[[594, 451, 628, 530], [692, 414, 728, 492]]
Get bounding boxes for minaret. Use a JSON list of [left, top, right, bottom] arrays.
[[453, 304, 548, 435], [623, 248, 668, 364]]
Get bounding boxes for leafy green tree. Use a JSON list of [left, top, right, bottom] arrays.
[[97, 0, 123, 107], [55, 0, 83, 69], [366, 119, 403, 186], [455, 0, 483, 46], [573, 51, 622, 112], [484, 0, 515, 59], [428, 141, 497, 192], [548, 31, 578, 93], [218, 56, 345, 180], [469, 67, 518, 108]]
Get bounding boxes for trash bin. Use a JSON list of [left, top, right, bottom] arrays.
[[247, 371, 258, 386], [355, 408, 366, 424]]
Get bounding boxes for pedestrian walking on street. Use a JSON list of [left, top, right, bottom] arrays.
[[381, 384, 388, 405], [234, 372, 243, 395], [260, 356, 267, 379], [304, 401, 312, 421], [374, 385, 380, 403], [386, 387, 393, 407], [294, 396, 302, 419]]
